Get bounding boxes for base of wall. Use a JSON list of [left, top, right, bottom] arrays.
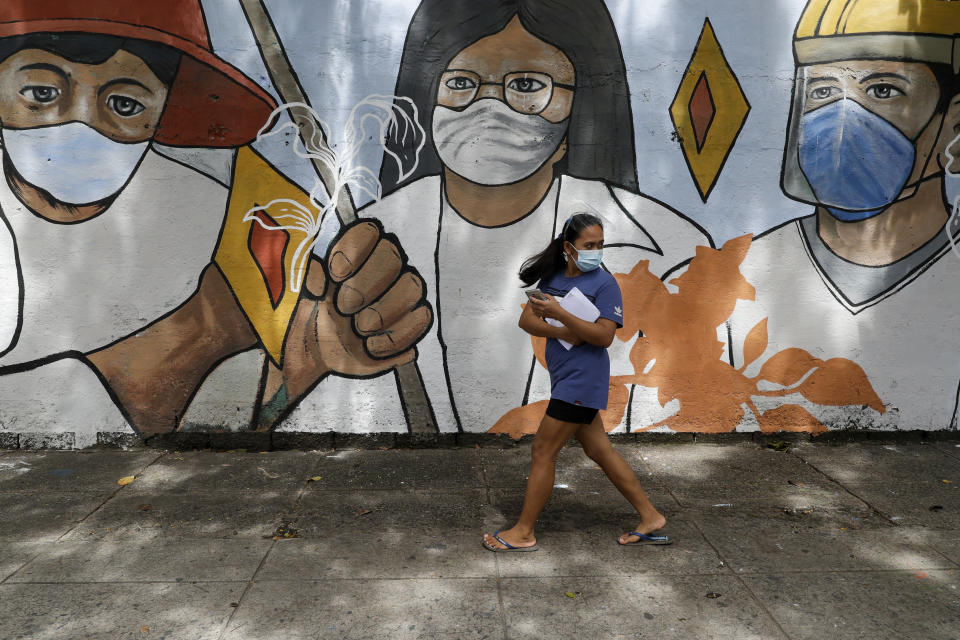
[[1, 428, 959, 451]]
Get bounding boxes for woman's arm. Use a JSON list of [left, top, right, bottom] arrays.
[[528, 296, 617, 348], [518, 303, 583, 345]]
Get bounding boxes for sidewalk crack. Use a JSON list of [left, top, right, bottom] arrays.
[[55, 450, 166, 542], [689, 518, 795, 640]]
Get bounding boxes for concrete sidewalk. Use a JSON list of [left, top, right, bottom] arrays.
[[0, 440, 958, 639]]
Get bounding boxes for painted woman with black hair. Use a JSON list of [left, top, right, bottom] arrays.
[[322, 0, 711, 435], [483, 212, 670, 550]]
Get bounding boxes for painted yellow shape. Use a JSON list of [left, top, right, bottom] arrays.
[[215, 146, 315, 365], [669, 18, 750, 202], [796, 0, 960, 38]]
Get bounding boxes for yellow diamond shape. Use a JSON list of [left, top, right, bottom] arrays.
[[215, 146, 316, 366], [670, 18, 750, 202]]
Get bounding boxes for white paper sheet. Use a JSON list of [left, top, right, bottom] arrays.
[[544, 287, 600, 350]]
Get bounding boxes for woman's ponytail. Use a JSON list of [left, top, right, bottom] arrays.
[[519, 235, 566, 287], [518, 212, 603, 287]]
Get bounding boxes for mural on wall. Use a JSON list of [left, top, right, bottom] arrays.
[[0, 0, 433, 446], [0, 0, 958, 446]]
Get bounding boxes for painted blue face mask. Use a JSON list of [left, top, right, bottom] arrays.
[[567, 243, 602, 272], [799, 99, 916, 222]]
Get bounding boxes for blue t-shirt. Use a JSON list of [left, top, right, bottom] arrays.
[[538, 268, 623, 410]]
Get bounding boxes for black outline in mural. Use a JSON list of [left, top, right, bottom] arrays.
[[950, 379, 960, 431], [432, 179, 464, 433], [0, 206, 23, 359], [669, 17, 751, 204], [0, 350, 138, 428], [624, 383, 635, 433]]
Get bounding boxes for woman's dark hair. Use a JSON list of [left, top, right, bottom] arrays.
[[0, 33, 181, 86], [519, 212, 603, 286], [381, 0, 638, 194]]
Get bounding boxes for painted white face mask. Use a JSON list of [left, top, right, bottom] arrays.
[[432, 100, 568, 186], [2, 122, 149, 205]]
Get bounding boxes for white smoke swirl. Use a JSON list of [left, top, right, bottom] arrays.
[[245, 96, 425, 293]]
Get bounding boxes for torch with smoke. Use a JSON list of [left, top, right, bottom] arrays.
[[245, 96, 425, 294]]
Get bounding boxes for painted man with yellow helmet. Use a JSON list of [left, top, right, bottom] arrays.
[[727, 0, 960, 430]]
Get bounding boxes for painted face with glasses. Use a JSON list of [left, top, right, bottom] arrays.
[[431, 16, 575, 186]]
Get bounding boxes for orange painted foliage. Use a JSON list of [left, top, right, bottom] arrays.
[[489, 235, 884, 438]]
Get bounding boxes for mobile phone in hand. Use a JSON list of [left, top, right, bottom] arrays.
[[525, 289, 547, 301]]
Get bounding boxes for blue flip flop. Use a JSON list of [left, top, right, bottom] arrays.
[[619, 531, 672, 546], [483, 531, 539, 552]]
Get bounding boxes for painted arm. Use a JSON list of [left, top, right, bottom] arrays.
[[86, 263, 258, 436], [518, 302, 583, 345], [528, 295, 617, 348]]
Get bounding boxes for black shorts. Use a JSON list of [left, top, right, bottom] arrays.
[[545, 399, 599, 425]]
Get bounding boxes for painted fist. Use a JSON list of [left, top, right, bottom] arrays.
[[260, 220, 432, 422]]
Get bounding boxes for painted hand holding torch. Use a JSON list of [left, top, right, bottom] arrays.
[[241, 97, 432, 427], [257, 220, 432, 424]]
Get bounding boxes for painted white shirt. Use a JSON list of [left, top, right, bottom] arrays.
[[726, 220, 960, 431], [285, 174, 709, 433], [0, 149, 228, 444], [437, 180, 559, 429]]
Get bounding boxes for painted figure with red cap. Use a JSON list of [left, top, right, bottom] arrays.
[[0, 0, 431, 444]]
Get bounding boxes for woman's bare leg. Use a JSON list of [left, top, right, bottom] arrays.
[[574, 416, 667, 544], [483, 414, 581, 549]]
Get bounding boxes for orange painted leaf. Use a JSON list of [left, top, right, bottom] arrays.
[[742, 318, 768, 369], [756, 404, 827, 434], [757, 348, 822, 387], [488, 400, 548, 439], [796, 358, 885, 413]]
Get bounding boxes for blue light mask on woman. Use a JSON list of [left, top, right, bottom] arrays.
[[567, 243, 603, 272], [799, 99, 916, 222]]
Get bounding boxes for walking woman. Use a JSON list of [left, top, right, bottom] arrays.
[[482, 213, 671, 551]]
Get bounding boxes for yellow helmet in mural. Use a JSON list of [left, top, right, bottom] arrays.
[[793, 0, 960, 70]]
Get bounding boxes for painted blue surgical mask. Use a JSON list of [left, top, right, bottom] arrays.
[[799, 99, 916, 221], [567, 243, 603, 272]]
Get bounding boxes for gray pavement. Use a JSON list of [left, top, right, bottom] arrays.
[[0, 440, 958, 639]]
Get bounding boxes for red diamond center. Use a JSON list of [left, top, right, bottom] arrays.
[[248, 209, 290, 308], [688, 72, 716, 152]]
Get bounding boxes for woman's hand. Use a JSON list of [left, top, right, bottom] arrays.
[[529, 293, 564, 320]]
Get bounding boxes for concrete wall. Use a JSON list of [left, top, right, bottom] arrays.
[[1, 0, 959, 448]]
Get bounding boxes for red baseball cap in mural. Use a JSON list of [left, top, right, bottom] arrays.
[[0, 0, 278, 147]]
